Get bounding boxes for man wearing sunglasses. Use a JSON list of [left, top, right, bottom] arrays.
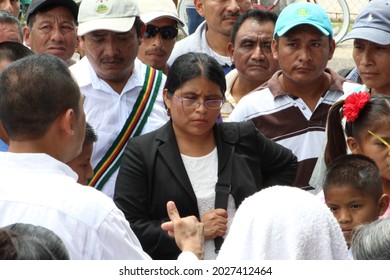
[[137, 0, 184, 75], [70, 0, 169, 199]]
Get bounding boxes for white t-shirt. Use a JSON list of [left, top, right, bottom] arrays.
[[182, 147, 236, 260]]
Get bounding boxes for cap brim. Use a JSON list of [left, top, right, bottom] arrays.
[[78, 17, 136, 36], [276, 22, 330, 37], [141, 12, 184, 27], [340, 28, 390, 45]]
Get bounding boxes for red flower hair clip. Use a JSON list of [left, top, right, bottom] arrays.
[[343, 91, 370, 122]]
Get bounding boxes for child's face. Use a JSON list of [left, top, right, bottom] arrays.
[[67, 143, 94, 185], [348, 127, 390, 183], [324, 185, 382, 247]]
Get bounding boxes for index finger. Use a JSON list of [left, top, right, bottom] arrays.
[[166, 201, 181, 222]]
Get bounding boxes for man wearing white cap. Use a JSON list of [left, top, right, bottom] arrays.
[[70, 0, 169, 198], [137, 0, 184, 74]]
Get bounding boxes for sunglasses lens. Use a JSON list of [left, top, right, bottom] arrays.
[[145, 25, 159, 38], [145, 25, 178, 40], [160, 27, 178, 40]]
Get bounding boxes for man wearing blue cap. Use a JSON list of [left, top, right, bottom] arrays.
[[229, 2, 356, 191]]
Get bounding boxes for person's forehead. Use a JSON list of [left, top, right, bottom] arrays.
[[235, 19, 273, 41], [238, 19, 274, 34], [325, 184, 374, 198]]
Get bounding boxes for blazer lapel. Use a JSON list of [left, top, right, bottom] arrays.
[[156, 122, 198, 203]]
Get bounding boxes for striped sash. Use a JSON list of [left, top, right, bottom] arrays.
[[88, 66, 162, 190]]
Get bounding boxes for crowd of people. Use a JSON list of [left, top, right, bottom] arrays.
[[0, 0, 390, 261]]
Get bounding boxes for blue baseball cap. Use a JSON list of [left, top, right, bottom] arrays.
[[341, 0, 390, 45], [274, 2, 333, 38]]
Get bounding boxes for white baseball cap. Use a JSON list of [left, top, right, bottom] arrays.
[[78, 0, 140, 36], [137, 0, 184, 27]]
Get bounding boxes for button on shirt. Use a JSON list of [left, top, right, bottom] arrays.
[[70, 58, 169, 198], [0, 153, 151, 260]]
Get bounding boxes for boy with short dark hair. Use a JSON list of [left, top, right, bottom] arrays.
[[323, 154, 389, 256], [67, 122, 97, 185]]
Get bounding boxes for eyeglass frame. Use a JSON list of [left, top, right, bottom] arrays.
[[173, 94, 224, 110], [144, 24, 179, 40]]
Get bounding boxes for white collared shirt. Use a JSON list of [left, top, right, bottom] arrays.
[[167, 21, 231, 68], [70, 57, 169, 198], [0, 153, 151, 260]]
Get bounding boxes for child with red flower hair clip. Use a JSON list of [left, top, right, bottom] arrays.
[[320, 93, 390, 217]]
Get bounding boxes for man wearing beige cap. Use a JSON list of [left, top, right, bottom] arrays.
[[70, 0, 169, 198], [137, 0, 184, 74]]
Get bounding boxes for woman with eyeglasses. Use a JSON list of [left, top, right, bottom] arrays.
[[114, 52, 298, 260]]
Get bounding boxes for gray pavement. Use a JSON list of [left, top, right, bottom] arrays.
[[328, 39, 355, 73]]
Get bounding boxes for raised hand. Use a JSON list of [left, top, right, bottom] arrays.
[[161, 201, 204, 259]]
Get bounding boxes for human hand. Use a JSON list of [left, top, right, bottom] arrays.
[[200, 209, 228, 240], [161, 201, 204, 259]]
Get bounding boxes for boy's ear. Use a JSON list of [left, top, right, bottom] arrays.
[[378, 194, 390, 217], [346, 137, 361, 154], [59, 109, 76, 136]]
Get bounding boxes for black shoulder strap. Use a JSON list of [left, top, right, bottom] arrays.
[[214, 144, 235, 254]]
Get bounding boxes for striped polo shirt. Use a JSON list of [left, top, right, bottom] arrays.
[[228, 69, 358, 191]]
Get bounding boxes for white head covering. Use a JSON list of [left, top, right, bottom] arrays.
[[217, 186, 348, 260]]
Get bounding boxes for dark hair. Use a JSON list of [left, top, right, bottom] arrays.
[[230, 9, 277, 45], [0, 229, 57, 260], [134, 17, 145, 38], [352, 217, 390, 260], [325, 94, 390, 166], [84, 122, 98, 146], [323, 154, 383, 202], [0, 41, 34, 62], [0, 54, 81, 141], [0, 10, 23, 42], [165, 52, 226, 97], [2, 223, 70, 260]]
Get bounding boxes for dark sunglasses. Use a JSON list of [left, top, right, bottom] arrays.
[[144, 24, 178, 40]]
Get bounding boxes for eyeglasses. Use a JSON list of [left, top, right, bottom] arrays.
[[144, 24, 178, 40], [174, 95, 223, 110]]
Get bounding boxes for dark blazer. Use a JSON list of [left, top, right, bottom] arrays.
[[114, 121, 297, 259]]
